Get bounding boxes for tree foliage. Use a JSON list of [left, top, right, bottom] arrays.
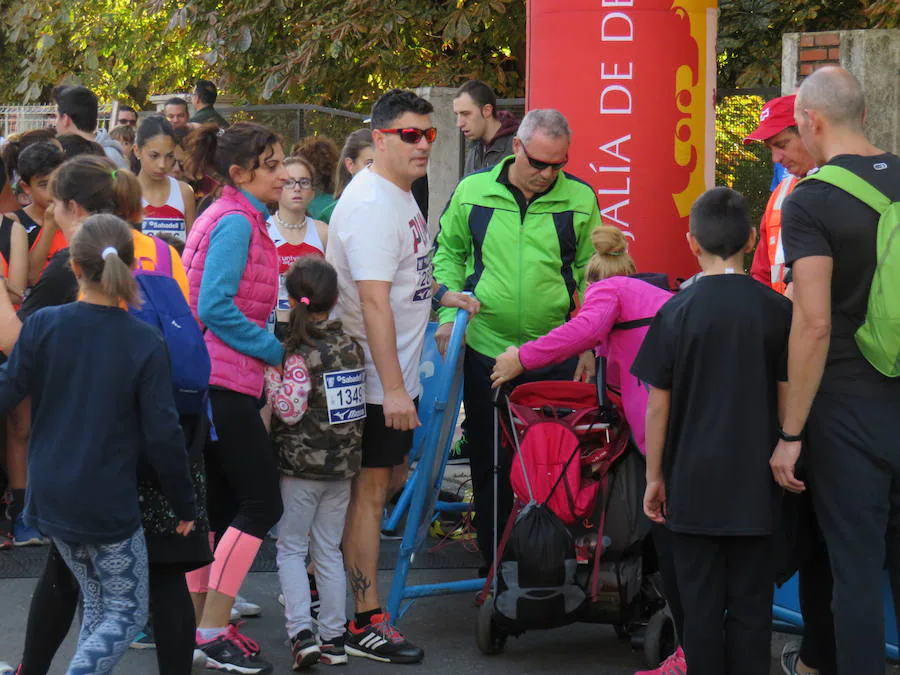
[[0, 0, 896, 107]]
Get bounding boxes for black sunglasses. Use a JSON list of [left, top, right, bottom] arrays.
[[377, 127, 438, 144], [521, 142, 567, 171]]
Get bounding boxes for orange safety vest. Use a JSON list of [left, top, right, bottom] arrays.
[[761, 175, 799, 296]]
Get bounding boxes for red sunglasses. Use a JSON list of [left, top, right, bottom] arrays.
[[377, 127, 438, 144]]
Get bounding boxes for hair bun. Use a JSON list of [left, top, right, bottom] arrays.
[[591, 225, 629, 256]]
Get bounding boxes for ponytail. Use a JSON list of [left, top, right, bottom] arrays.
[[586, 225, 637, 283], [70, 214, 140, 307], [184, 122, 280, 185], [282, 257, 339, 353]]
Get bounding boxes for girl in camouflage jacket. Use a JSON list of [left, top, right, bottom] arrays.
[[264, 256, 365, 667]]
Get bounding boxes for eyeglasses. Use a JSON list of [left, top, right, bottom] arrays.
[[521, 142, 567, 171], [117, 118, 137, 126], [377, 127, 438, 144], [284, 178, 313, 190]]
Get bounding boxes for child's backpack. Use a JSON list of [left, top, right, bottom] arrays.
[[494, 502, 586, 630], [131, 236, 211, 414], [806, 166, 900, 377]]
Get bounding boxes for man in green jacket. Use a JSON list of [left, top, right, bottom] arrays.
[[432, 108, 600, 568]]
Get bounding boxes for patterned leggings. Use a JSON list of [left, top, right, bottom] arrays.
[[53, 529, 149, 675]]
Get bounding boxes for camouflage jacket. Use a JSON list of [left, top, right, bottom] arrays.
[[271, 320, 365, 481]]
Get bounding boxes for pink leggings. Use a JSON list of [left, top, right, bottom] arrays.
[[186, 528, 262, 598]]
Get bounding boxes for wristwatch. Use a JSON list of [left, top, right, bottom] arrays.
[[431, 284, 449, 311], [777, 427, 803, 442]]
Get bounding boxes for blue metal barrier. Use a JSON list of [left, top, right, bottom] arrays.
[[773, 573, 898, 660], [386, 310, 483, 621]]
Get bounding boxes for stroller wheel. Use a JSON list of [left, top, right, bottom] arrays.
[[475, 594, 507, 655], [642, 609, 676, 667]]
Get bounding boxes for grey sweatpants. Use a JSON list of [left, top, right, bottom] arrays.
[[276, 476, 351, 641]]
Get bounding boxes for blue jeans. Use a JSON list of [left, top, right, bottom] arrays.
[[54, 529, 149, 675]]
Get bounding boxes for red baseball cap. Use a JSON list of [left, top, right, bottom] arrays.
[[743, 95, 797, 145]]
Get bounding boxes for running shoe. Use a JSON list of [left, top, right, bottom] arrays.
[[780, 640, 802, 675], [197, 625, 271, 674], [344, 613, 424, 664], [0, 662, 16, 675], [234, 594, 261, 618], [318, 635, 348, 666], [289, 629, 320, 670], [0, 529, 12, 550], [447, 433, 469, 465], [129, 623, 156, 649], [13, 514, 46, 547], [635, 646, 686, 675]]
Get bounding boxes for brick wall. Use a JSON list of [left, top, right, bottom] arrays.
[[798, 31, 842, 78]]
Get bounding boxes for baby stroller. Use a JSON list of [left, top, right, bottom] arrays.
[[475, 369, 675, 667]]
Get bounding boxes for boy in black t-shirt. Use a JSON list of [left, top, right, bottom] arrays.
[[632, 187, 792, 675]]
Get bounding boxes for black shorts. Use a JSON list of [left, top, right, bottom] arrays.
[[361, 400, 418, 469]]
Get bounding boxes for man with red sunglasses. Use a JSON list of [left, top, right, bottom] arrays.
[[326, 89, 477, 666], [432, 108, 601, 572]]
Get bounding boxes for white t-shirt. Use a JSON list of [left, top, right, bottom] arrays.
[[326, 168, 433, 404]]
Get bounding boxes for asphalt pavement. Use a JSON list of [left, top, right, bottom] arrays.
[[0, 567, 830, 675]]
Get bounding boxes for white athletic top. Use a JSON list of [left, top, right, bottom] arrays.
[[267, 215, 326, 327], [142, 176, 187, 240]]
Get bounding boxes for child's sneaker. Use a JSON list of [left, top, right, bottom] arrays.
[[196, 625, 271, 674], [13, 514, 46, 547], [344, 613, 424, 664], [289, 629, 320, 670], [129, 622, 156, 649], [234, 594, 261, 618], [635, 646, 686, 675], [318, 635, 348, 666]]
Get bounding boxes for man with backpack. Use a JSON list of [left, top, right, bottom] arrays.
[[771, 66, 900, 675]]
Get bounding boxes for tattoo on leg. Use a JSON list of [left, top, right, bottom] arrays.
[[349, 566, 372, 602]]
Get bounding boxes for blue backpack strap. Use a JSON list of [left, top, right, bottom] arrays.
[[152, 236, 173, 277]]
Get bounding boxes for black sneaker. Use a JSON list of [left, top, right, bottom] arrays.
[[318, 635, 348, 666], [344, 613, 424, 664], [197, 626, 272, 674], [289, 629, 320, 671]]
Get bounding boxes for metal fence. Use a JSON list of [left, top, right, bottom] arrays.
[[0, 105, 114, 137], [215, 104, 368, 151], [715, 87, 782, 228]]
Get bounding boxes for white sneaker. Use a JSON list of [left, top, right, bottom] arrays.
[[230, 607, 240, 622], [0, 662, 15, 675], [233, 594, 261, 617]]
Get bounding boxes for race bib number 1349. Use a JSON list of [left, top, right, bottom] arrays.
[[324, 369, 366, 425]]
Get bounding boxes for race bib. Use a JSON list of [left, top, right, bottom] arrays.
[[324, 369, 366, 424]]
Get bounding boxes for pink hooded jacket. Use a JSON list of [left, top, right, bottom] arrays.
[[518, 276, 672, 454]]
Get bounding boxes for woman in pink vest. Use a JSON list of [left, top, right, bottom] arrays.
[[181, 122, 288, 674], [491, 226, 688, 675]]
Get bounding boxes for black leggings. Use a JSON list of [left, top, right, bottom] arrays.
[[205, 388, 282, 540], [20, 546, 196, 675]]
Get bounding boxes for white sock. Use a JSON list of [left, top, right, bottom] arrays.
[[197, 627, 227, 642]]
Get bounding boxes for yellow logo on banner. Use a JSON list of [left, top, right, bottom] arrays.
[[672, 0, 715, 218]]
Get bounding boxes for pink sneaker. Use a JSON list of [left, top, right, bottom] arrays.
[[635, 646, 686, 675]]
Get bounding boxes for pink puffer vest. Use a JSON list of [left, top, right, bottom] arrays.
[[182, 186, 278, 397]]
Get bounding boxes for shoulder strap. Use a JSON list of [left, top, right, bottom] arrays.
[[152, 236, 173, 277], [806, 165, 892, 215], [612, 317, 653, 331]]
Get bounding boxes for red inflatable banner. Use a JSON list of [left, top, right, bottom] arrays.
[[527, 0, 717, 282]]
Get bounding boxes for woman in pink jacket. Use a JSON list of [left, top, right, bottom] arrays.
[[491, 225, 686, 675]]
